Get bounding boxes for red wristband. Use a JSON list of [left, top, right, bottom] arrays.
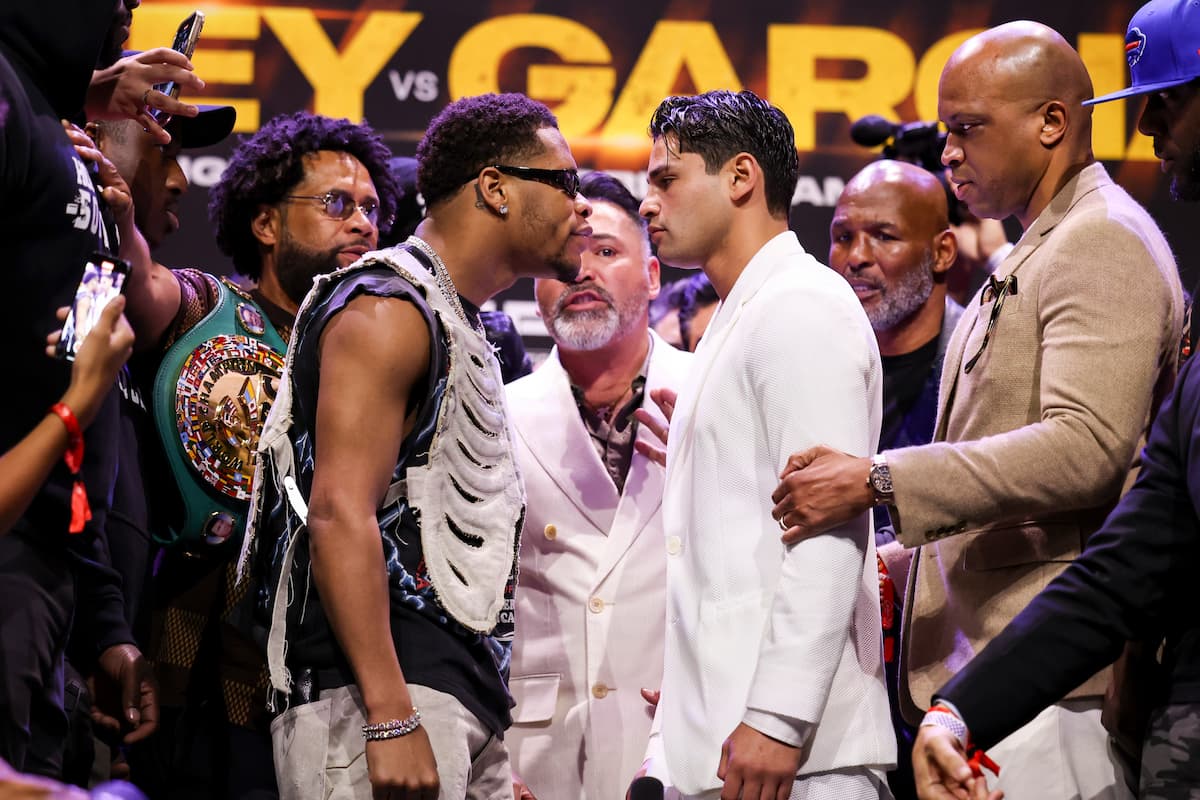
[[48, 403, 90, 534], [968, 748, 1001, 778]]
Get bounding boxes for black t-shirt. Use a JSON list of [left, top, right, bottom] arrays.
[[0, 43, 132, 657], [879, 335, 940, 452]]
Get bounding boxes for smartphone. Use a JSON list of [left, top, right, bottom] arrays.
[[57, 254, 131, 361], [147, 10, 205, 127]]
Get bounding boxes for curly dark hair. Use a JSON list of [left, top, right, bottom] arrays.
[[209, 111, 401, 280], [649, 90, 799, 219], [417, 93, 558, 209]]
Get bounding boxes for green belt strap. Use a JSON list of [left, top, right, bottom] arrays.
[[152, 279, 287, 547]]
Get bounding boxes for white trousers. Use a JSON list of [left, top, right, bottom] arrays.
[[987, 699, 1136, 800], [669, 766, 892, 800], [271, 683, 513, 800]]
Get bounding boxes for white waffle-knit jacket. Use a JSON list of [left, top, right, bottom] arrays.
[[647, 232, 896, 795]]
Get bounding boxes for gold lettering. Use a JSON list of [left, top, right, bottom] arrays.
[[913, 31, 979, 123], [768, 25, 915, 152], [129, 5, 261, 132], [448, 15, 614, 139], [1080, 33, 1129, 160], [603, 21, 741, 147], [261, 9, 422, 122]]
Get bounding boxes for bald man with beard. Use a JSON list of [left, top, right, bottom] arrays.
[[770, 21, 1183, 799], [830, 160, 961, 454]]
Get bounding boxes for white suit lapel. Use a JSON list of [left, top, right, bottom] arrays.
[[664, 296, 741, 492], [511, 352, 620, 533], [667, 235, 796, 482], [591, 334, 689, 587]]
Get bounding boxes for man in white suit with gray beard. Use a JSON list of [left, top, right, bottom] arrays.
[[506, 171, 692, 800]]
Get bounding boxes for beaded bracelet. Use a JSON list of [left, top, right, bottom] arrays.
[[921, 704, 1000, 777], [362, 709, 422, 741], [921, 704, 968, 746]]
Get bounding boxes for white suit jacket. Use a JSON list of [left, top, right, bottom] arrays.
[[506, 331, 693, 800], [651, 232, 895, 795]]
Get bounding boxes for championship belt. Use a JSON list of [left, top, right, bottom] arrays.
[[153, 278, 287, 547]]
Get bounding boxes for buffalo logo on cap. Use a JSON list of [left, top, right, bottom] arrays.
[[1126, 26, 1147, 68]]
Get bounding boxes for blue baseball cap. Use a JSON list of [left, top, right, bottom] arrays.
[[1085, 0, 1200, 105]]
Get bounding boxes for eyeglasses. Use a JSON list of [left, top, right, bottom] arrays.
[[963, 274, 1018, 374], [493, 165, 581, 198], [284, 190, 389, 227]]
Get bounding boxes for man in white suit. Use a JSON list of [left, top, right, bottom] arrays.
[[638, 90, 895, 800], [506, 171, 693, 800]]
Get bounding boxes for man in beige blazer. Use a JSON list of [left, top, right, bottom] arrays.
[[770, 22, 1183, 799], [505, 172, 692, 800]]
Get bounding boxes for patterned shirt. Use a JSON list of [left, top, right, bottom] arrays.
[[569, 345, 651, 494]]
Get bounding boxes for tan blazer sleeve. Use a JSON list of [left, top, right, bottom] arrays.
[[888, 210, 1180, 547]]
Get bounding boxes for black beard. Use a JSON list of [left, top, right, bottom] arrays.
[[276, 237, 342, 307], [1171, 143, 1200, 202]]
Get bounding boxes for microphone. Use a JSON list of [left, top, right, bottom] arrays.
[[849, 115, 949, 177], [850, 114, 897, 147], [628, 776, 665, 800]]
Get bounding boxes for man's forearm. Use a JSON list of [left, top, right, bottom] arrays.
[[746, 527, 867, 724], [309, 512, 413, 718], [117, 216, 181, 350]]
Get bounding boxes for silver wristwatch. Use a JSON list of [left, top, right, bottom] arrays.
[[867, 453, 894, 505]]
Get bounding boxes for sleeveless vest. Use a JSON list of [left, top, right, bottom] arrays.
[[238, 245, 525, 694]]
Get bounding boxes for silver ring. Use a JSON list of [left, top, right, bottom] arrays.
[[777, 514, 789, 532], [141, 88, 151, 107]]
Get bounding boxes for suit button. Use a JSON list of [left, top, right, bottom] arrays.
[[544, 524, 557, 541], [588, 597, 605, 614], [666, 536, 682, 555], [592, 683, 610, 699]]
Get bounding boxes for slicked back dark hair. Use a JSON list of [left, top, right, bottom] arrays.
[[649, 90, 799, 218], [580, 171, 645, 234], [417, 93, 558, 209], [209, 111, 401, 280]]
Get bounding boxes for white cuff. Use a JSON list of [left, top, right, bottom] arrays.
[[742, 708, 813, 749]]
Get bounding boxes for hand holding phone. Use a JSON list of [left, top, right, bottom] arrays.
[[47, 296, 136, 430], [57, 254, 132, 362], [147, 11, 204, 127]]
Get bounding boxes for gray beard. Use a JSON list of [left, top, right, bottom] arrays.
[[866, 252, 936, 332], [549, 305, 622, 351]]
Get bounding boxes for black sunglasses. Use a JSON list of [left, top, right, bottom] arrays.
[[963, 274, 1018, 374], [493, 164, 581, 198], [284, 189, 390, 227]]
